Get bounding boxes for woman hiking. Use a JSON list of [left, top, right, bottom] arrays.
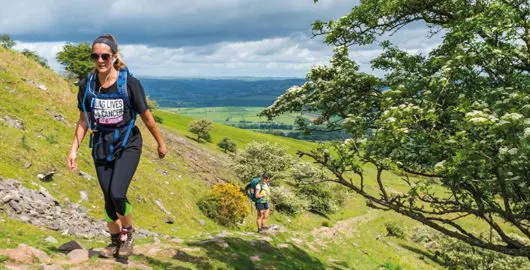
[[67, 34, 167, 257], [254, 173, 271, 233]]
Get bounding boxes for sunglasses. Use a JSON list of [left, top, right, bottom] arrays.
[[90, 53, 113, 61]]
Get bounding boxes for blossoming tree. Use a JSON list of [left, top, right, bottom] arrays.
[[261, 0, 530, 257]]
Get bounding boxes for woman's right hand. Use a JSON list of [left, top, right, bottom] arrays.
[[68, 150, 78, 172], [157, 143, 167, 159]]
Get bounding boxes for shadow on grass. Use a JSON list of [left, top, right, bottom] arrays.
[[133, 254, 193, 270], [184, 135, 205, 143], [398, 243, 444, 265], [309, 209, 331, 220], [326, 259, 352, 270], [177, 237, 326, 270]]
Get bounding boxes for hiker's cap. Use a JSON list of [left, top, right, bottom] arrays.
[[262, 173, 269, 179]]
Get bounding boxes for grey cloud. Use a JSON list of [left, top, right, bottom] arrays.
[[1, 0, 354, 47], [6, 0, 443, 77]]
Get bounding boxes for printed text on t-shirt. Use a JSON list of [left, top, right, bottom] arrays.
[[93, 98, 124, 125]]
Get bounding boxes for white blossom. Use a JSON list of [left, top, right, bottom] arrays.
[[501, 113, 524, 122], [465, 110, 498, 124], [524, 127, 530, 138], [434, 160, 446, 172], [508, 148, 518, 155]]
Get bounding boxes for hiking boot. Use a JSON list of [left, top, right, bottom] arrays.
[[118, 227, 134, 256], [100, 233, 120, 258]]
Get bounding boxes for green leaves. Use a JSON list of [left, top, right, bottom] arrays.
[[234, 141, 293, 182], [56, 42, 93, 81], [264, 0, 530, 256], [217, 137, 237, 153], [188, 119, 213, 143], [21, 49, 49, 69], [0, 34, 16, 49]]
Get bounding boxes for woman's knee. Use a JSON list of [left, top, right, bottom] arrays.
[[109, 190, 126, 204]]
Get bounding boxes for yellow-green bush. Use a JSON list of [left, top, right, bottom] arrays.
[[197, 183, 250, 226]]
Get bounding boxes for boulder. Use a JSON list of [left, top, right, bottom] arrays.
[[23, 78, 47, 91], [78, 171, 93, 180], [2, 115, 24, 130], [79, 191, 88, 201], [0, 244, 50, 264], [45, 236, 58, 244], [57, 241, 83, 253], [154, 200, 171, 215], [67, 249, 89, 263]]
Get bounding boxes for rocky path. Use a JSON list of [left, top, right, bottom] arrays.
[[0, 213, 380, 270], [0, 174, 379, 269], [0, 178, 157, 239]]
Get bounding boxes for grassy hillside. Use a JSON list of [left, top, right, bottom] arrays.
[[0, 46, 449, 269]]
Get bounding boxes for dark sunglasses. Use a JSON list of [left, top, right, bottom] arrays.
[[90, 53, 112, 61]]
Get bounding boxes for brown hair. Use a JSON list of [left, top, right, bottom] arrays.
[[92, 34, 126, 70]]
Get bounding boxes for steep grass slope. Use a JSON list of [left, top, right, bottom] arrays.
[[0, 46, 442, 269]]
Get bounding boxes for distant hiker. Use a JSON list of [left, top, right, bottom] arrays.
[[67, 34, 167, 258], [245, 173, 271, 233]]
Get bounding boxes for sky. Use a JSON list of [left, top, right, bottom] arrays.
[[1, 0, 442, 78]]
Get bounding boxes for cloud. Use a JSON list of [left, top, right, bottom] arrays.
[[1, 0, 354, 47], [111, 34, 334, 77], [12, 25, 442, 78], [6, 0, 443, 77], [13, 41, 66, 71]]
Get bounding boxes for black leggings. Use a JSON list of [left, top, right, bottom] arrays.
[[94, 133, 142, 222]]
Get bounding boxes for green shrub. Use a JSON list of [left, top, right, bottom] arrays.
[[270, 185, 309, 216], [298, 184, 339, 215], [21, 49, 49, 69], [188, 119, 213, 143], [197, 183, 249, 226], [0, 34, 15, 49], [234, 141, 292, 181], [412, 227, 530, 270], [384, 222, 405, 239], [217, 137, 236, 153]]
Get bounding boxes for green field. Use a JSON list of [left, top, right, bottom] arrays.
[[165, 106, 306, 125]]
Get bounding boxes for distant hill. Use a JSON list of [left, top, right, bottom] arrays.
[[138, 77, 305, 107]]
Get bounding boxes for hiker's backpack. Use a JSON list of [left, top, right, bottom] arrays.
[[81, 68, 138, 163], [244, 177, 262, 202]]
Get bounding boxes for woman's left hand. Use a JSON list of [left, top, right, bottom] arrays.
[[158, 143, 167, 159]]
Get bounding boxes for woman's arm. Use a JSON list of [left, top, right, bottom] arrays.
[[139, 109, 167, 158], [68, 111, 89, 171]]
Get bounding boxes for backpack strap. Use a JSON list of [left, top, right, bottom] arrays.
[[116, 68, 137, 148], [82, 72, 97, 133], [117, 68, 132, 109]]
